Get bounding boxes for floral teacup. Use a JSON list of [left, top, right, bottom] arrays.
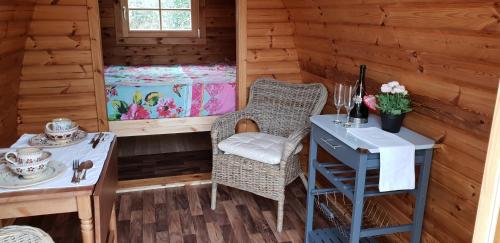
[[46, 118, 73, 132], [5, 147, 43, 164], [6, 150, 52, 179]]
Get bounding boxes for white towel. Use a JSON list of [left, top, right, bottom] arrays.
[[347, 127, 415, 192]]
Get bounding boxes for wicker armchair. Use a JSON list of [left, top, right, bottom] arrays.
[[210, 78, 327, 232]]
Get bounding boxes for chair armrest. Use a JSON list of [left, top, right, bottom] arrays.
[[281, 125, 310, 164], [210, 110, 258, 154]]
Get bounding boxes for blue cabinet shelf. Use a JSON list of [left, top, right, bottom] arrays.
[[305, 115, 435, 243]]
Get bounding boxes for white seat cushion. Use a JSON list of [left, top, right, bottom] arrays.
[[217, 132, 302, 165]]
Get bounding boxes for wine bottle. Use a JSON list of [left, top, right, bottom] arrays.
[[349, 65, 369, 124]]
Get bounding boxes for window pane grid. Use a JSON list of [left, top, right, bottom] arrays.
[[127, 0, 193, 32]]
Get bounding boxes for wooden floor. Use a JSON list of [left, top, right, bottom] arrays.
[[15, 180, 329, 243]]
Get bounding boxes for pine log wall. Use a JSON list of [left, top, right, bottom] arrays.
[[0, 1, 34, 146], [99, 0, 236, 65], [282, 0, 500, 242], [245, 0, 301, 90], [17, 0, 107, 134]]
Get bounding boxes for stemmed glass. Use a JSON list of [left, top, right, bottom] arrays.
[[343, 85, 355, 127], [333, 83, 344, 124]]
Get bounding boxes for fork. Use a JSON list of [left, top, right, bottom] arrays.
[[71, 160, 79, 183]]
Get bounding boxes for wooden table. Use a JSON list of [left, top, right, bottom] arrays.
[[0, 139, 118, 243]]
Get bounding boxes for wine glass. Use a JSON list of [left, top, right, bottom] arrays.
[[343, 85, 355, 127], [333, 83, 344, 124]]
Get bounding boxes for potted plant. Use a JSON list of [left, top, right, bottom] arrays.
[[372, 81, 412, 133]]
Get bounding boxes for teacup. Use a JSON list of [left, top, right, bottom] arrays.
[[45, 122, 79, 142], [46, 118, 73, 132], [5, 147, 44, 165], [6, 151, 52, 179]]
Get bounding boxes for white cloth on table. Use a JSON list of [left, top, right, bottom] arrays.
[[347, 127, 415, 192], [0, 132, 115, 193]]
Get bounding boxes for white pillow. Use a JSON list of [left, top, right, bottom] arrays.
[[217, 132, 302, 165]]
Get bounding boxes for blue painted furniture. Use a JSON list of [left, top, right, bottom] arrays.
[[305, 114, 435, 243]]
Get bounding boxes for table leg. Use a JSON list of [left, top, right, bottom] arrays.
[[77, 196, 95, 243], [411, 149, 433, 243], [305, 134, 318, 242], [349, 155, 367, 243], [109, 204, 118, 243]]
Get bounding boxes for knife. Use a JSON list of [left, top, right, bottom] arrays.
[[89, 133, 100, 144], [92, 133, 104, 149]]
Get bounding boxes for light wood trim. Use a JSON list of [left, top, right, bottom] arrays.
[[77, 196, 95, 243], [117, 173, 211, 192], [0, 187, 93, 203], [473, 80, 500, 243], [107, 205, 118, 243], [87, 0, 109, 131], [109, 116, 219, 137], [93, 139, 118, 243], [0, 197, 78, 218], [236, 0, 247, 110]]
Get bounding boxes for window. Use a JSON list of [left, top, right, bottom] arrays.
[[118, 0, 201, 38]]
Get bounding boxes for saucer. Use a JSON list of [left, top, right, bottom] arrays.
[[0, 161, 66, 189], [28, 130, 87, 148]]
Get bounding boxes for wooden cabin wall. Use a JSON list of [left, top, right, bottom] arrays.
[[99, 0, 236, 65], [245, 0, 301, 89], [282, 0, 500, 242], [17, 0, 107, 134], [0, 1, 34, 146]]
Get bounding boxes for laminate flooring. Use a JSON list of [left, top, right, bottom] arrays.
[[14, 180, 330, 243]]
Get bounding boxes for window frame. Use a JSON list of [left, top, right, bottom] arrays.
[[118, 0, 201, 39]]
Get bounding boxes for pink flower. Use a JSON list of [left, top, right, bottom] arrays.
[[157, 98, 177, 118], [121, 104, 150, 120]]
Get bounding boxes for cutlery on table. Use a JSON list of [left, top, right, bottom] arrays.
[[92, 133, 104, 149], [79, 160, 94, 180], [88, 133, 100, 144], [71, 160, 79, 183]]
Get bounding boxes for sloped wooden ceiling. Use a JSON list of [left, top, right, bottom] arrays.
[[0, 1, 35, 146], [282, 0, 500, 242]]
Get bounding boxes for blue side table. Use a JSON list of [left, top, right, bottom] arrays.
[[305, 114, 436, 243]]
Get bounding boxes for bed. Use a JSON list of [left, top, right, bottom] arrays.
[[104, 64, 237, 136]]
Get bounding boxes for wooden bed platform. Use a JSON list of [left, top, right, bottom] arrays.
[[109, 116, 219, 137]]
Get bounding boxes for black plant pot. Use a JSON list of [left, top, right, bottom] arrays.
[[380, 112, 406, 133]]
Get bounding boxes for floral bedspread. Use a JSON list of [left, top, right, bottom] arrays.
[[105, 64, 237, 121]]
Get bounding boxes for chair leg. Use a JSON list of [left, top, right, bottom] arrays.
[[277, 199, 284, 232], [211, 182, 217, 210]]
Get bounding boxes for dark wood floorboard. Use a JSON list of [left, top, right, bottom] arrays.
[[14, 179, 331, 243], [118, 150, 212, 180], [117, 133, 211, 157]]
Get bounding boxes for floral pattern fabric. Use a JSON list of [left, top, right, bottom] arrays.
[[105, 64, 236, 121]]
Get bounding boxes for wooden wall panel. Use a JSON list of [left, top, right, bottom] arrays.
[[18, 0, 105, 134], [99, 0, 236, 65], [283, 0, 500, 242], [0, 1, 34, 146], [242, 0, 302, 105]]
